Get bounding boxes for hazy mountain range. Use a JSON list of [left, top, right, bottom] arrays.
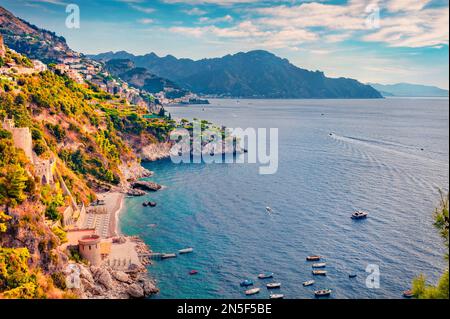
[[369, 83, 449, 97], [89, 50, 383, 99]]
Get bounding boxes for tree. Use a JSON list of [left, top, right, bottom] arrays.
[[412, 191, 449, 299], [0, 164, 29, 208]]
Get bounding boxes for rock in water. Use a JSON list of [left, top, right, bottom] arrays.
[[127, 283, 145, 298], [131, 181, 162, 192]]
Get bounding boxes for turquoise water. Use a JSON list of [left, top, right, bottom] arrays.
[[120, 98, 449, 299]]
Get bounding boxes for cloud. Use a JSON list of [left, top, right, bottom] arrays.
[[138, 18, 154, 24], [163, 0, 260, 4], [199, 15, 234, 23], [129, 4, 155, 13], [184, 8, 208, 15]]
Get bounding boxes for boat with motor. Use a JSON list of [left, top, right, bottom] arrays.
[[189, 270, 198, 275], [266, 282, 281, 289], [258, 272, 274, 279], [349, 274, 357, 278], [161, 253, 177, 259], [303, 280, 315, 286], [179, 248, 194, 254], [245, 288, 261, 296], [306, 255, 321, 261], [312, 270, 327, 276], [312, 262, 326, 268], [351, 210, 368, 219], [269, 294, 284, 299], [315, 289, 332, 297]]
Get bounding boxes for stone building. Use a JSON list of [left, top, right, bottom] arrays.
[[78, 235, 102, 266], [2, 118, 33, 162], [0, 34, 5, 58]]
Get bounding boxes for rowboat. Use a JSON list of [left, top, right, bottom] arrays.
[[306, 255, 321, 261], [303, 280, 315, 286], [258, 272, 274, 279], [179, 248, 194, 254], [189, 270, 198, 275], [266, 282, 281, 289], [349, 274, 357, 278], [245, 288, 261, 296], [269, 294, 284, 299], [315, 289, 332, 297], [312, 270, 327, 276], [240, 280, 254, 287], [312, 262, 326, 268]]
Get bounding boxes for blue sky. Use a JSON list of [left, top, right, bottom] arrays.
[[1, 0, 449, 88]]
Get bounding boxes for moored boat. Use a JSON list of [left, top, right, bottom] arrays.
[[303, 280, 315, 286], [306, 255, 321, 261], [258, 272, 274, 279], [312, 270, 327, 276], [189, 270, 198, 275], [351, 210, 368, 219], [179, 247, 194, 254], [315, 289, 332, 297], [403, 290, 414, 298], [245, 288, 261, 296], [269, 294, 284, 299], [312, 262, 326, 268], [240, 280, 254, 287], [161, 253, 177, 259], [266, 282, 281, 289], [349, 274, 357, 278]]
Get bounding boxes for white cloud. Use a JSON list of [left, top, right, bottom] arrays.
[[184, 7, 208, 15], [199, 15, 234, 23], [138, 18, 154, 24], [129, 4, 155, 13]]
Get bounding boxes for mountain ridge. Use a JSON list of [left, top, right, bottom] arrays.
[[90, 50, 383, 99], [369, 82, 449, 97]]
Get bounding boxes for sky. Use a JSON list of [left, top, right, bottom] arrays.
[[1, 0, 449, 88]]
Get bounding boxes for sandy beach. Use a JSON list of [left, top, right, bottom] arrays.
[[96, 191, 125, 238]]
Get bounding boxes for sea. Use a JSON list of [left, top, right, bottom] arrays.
[[120, 98, 449, 299]]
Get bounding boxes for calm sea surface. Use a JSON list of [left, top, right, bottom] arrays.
[[120, 98, 449, 299]]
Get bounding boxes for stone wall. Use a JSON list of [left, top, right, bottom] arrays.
[[0, 34, 5, 58]]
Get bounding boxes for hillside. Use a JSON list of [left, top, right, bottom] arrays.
[[0, 42, 175, 298], [369, 83, 449, 97], [91, 50, 383, 99], [104, 59, 188, 98], [0, 6, 76, 63]]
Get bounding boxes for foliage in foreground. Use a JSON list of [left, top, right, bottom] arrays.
[[412, 191, 449, 299]]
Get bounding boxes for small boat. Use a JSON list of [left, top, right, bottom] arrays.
[[148, 201, 157, 207], [269, 294, 284, 299], [351, 210, 368, 219], [266, 206, 273, 213], [161, 253, 177, 259], [142, 202, 148, 207], [179, 248, 194, 254], [266, 282, 281, 289], [303, 280, 315, 287], [240, 280, 254, 287], [312, 262, 327, 268], [349, 274, 357, 278], [312, 270, 327, 276], [189, 270, 198, 275], [403, 290, 414, 298], [306, 255, 321, 261], [258, 272, 274, 279], [315, 289, 332, 297], [245, 288, 261, 296]]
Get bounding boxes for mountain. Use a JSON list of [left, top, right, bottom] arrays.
[[369, 83, 449, 97], [90, 50, 383, 99], [104, 59, 188, 98], [0, 6, 76, 63]]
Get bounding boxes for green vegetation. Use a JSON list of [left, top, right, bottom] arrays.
[[412, 192, 449, 299]]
